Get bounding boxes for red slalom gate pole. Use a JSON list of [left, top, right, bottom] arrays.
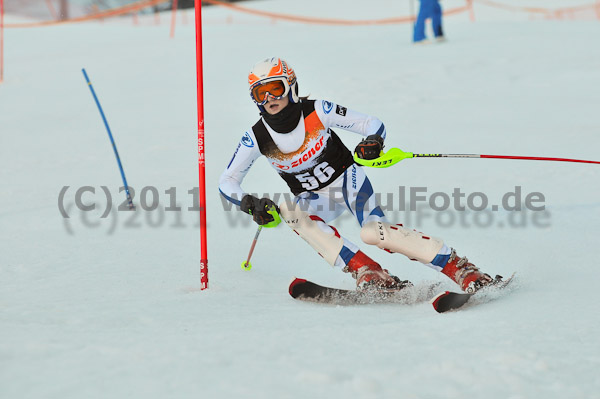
[[170, 0, 178, 38], [467, 0, 476, 22], [195, 0, 208, 290], [44, 0, 59, 20], [1, 0, 4, 83]]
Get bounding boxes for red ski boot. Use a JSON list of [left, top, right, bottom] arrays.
[[441, 249, 495, 293], [343, 251, 412, 291]]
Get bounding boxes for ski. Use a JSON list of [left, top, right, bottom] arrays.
[[289, 277, 440, 305], [431, 273, 516, 313]]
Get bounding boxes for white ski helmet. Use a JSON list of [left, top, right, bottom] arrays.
[[248, 57, 299, 111]]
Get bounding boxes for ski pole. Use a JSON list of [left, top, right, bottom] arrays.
[[82, 68, 135, 210], [240, 205, 280, 270], [354, 147, 600, 169], [241, 225, 263, 271]]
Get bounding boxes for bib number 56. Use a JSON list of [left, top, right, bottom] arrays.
[[296, 162, 335, 190]]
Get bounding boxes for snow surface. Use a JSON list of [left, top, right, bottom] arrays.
[[1, 1, 600, 398]]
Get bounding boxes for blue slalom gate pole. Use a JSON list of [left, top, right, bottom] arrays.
[[82, 68, 135, 210]]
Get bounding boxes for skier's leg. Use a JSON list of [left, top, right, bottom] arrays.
[[341, 166, 446, 266], [279, 196, 409, 290], [431, 0, 444, 38], [339, 164, 388, 226], [344, 166, 494, 292], [413, 0, 429, 42], [279, 195, 350, 268], [360, 221, 494, 292], [360, 220, 445, 265]]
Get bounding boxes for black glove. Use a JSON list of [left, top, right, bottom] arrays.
[[240, 195, 280, 226], [354, 134, 384, 160]]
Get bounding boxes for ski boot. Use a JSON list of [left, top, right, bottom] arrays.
[[441, 249, 501, 293], [344, 251, 412, 291]]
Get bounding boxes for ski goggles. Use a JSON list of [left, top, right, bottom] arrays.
[[250, 79, 289, 105]]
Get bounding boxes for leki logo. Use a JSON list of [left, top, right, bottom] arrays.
[[372, 159, 393, 167]]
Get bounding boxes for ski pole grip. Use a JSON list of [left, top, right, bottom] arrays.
[[353, 148, 414, 168]]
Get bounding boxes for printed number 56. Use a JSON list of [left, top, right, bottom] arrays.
[[296, 162, 335, 190]]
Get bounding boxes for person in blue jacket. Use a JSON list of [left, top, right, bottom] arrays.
[[414, 0, 444, 43]]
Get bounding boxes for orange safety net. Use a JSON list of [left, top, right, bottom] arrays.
[[6, 0, 596, 29], [202, 0, 472, 25], [473, 0, 600, 19], [5, 0, 169, 28]]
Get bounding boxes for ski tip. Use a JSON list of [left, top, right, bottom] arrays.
[[289, 277, 307, 298], [431, 291, 451, 313]]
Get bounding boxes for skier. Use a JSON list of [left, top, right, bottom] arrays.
[[413, 0, 445, 44], [219, 57, 496, 293]]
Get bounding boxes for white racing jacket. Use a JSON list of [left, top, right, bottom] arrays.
[[219, 99, 387, 205]]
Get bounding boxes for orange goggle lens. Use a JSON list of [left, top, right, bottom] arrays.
[[251, 80, 287, 104]]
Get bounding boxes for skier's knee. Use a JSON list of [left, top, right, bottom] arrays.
[[279, 201, 343, 266], [360, 221, 444, 264], [279, 200, 305, 230]]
